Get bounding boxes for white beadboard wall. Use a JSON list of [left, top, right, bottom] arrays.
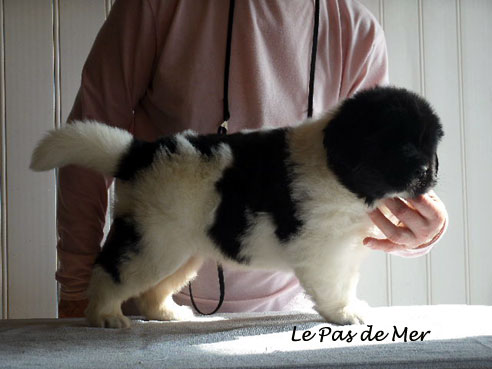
[[0, 0, 491, 319]]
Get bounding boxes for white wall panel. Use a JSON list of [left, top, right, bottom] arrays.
[[4, 0, 57, 318], [422, 0, 467, 304], [383, 0, 422, 93], [460, 0, 492, 305]]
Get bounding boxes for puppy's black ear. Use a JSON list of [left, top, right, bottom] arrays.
[[323, 86, 443, 205]]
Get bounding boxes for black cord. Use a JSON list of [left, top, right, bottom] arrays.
[[188, 0, 235, 316], [189, 112, 228, 315], [189, 264, 225, 316], [307, 0, 320, 118], [222, 0, 236, 125]]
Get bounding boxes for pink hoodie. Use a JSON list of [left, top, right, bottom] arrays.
[[57, 0, 440, 312]]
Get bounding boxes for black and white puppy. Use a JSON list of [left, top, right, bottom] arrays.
[[30, 86, 443, 328]]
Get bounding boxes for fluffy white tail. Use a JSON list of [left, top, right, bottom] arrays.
[[30, 121, 133, 176]]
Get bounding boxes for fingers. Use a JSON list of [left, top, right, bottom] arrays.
[[407, 190, 446, 222], [407, 192, 447, 237], [365, 191, 448, 254], [367, 207, 416, 246], [384, 197, 427, 231], [363, 237, 409, 253]]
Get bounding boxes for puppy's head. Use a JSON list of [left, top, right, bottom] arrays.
[[323, 86, 444, 206]]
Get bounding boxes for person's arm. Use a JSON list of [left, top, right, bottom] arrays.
[[57, 0, 157, 315], [339, 9, 390, 96]]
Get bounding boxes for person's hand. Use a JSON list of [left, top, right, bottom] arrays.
[[58, 299, 89, 318], [363, 191, 447, 253]]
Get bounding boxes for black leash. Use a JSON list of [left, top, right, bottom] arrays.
[[188, 0, 320, 315], [188, 0, 235, 316], [189, 263, 225, 316], [188, 117, 228, 315], [222, 0, 236, 127], [308, 0, 320, 119]]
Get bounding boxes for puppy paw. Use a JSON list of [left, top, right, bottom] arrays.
[[87, 313, 131, 329], [319, 300, 370, 325], [139, 299, 194, 321], [162, 304, 195, 321]]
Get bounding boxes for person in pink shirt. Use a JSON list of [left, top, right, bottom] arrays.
[[57, 0, 447, 318]]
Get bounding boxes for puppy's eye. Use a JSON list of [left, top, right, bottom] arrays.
[[414, 165, 429, 178]]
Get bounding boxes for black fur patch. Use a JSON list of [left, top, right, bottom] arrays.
[[186, 135, 221, 157], [95, 217, 141, 283], [323, 86, 443, 205], [113, 128, 303, 264], [197, 129, 303, 262], [115, 137, 177, 180]]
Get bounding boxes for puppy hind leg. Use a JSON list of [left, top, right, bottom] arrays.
[[85, 265, 132, 329], [86, 248, 198, 328], [136, 256, 203, 321], [85, 217, 146, 328]]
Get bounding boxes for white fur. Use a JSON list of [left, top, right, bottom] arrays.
[[30, 121, 133, 176], [32, 118, 379, 328]]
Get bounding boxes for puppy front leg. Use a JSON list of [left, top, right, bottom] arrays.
[[295, 261, 369, 325]]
